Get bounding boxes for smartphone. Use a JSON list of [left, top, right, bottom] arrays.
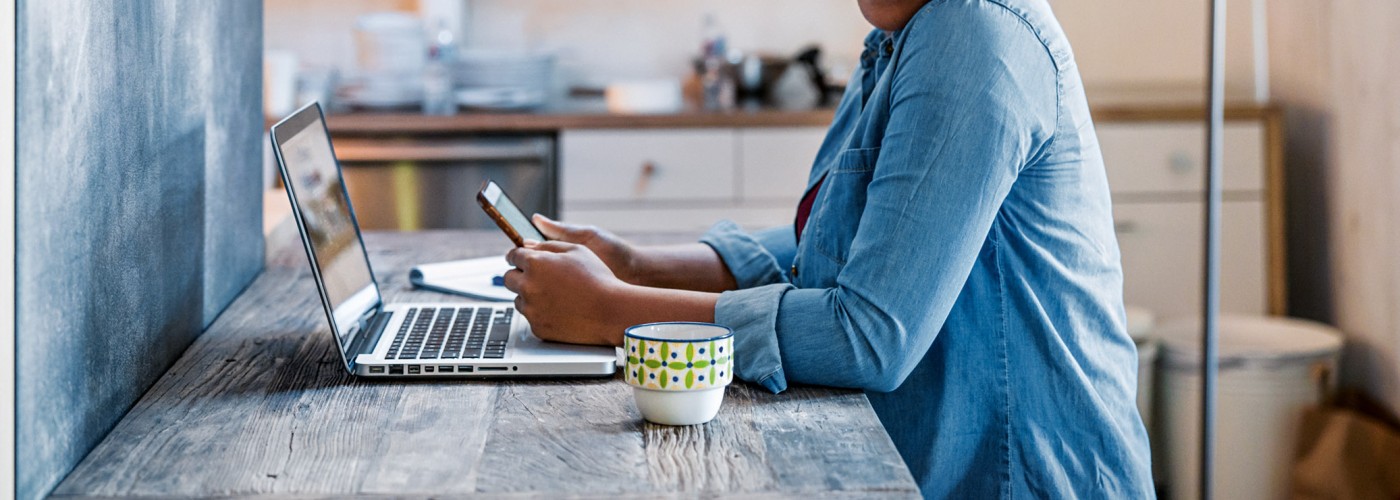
[[477, 180, 548, 247]]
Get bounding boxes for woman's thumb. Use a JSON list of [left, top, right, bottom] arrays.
[[532, 213, 576, 241]]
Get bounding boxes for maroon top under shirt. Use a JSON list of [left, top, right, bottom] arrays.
[[794, 174, 827, 243]]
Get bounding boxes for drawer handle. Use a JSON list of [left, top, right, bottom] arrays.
[[1114, 220, 1139, 234], [635, 161, 657, 195]]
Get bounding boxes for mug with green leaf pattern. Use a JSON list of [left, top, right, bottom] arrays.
[[624, 322, 734, 425], [625, 322, 733, 390]]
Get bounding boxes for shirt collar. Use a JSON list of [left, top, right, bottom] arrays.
[[860, 29, 900, 70]]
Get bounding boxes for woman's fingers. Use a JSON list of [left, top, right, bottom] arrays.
[[531, 240, 579, 254], [531, 213, 568, 239], [533, 214, 592, 242], [505, 246, 538, 270], [502, 268, 525, 293], [505, 247, 521, 268]]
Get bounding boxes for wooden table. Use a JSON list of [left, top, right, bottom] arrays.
[[52, 229, 920, 499]]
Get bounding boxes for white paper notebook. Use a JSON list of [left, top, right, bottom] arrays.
[[407, 256, 516, 302]]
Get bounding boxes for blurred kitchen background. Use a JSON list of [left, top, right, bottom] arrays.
[[260, 1, 1400, 498]]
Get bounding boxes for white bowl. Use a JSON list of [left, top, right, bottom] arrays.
[[633, 386, 725, 426]]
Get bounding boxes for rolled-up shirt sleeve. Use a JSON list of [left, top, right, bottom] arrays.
[[700, 221, 795, 392], [699, 3, 1057, 395], [714, 283, 791, 393], [699, 221, 795, 289]]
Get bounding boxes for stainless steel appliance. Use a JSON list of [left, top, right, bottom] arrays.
[[331, 135, 555, 230]]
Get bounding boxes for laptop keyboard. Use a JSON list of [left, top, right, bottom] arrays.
[[385, 307, 514, 360]]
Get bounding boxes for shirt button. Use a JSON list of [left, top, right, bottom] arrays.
[[884, 44, 893, 55], [791, 264, 799, 277]]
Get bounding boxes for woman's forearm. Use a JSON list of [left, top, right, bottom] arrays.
[[630, 243, 738, 292], [601, 284, 720, 345]]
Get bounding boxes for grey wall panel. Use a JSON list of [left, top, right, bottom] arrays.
[[201, 1, 264, 327], [15, 1, 263, 498]]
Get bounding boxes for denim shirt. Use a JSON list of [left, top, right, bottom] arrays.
[[698, 0, 1154, 497]]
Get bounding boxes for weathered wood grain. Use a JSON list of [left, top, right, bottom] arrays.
[[51, 230, 920, 499], [642, 384, 774, 494]]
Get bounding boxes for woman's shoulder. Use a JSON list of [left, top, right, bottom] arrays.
[[899, 0, 1071, 73], [888, 0, 1067, 136]]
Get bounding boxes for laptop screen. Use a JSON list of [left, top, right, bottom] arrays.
[[271, 103, 379, 363]]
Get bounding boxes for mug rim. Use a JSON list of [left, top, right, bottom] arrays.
[[625, 321, 734, 343]]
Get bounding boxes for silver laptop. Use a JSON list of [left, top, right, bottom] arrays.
[[270, 102, 616, 378]]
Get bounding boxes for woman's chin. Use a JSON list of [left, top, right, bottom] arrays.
[[856, 0, 928, 31]]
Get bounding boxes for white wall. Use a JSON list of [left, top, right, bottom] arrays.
[[459, 0, 870, 86], [264, 0, 413, 73], [264, 0, 1263, 100], [2, 0, 16, 496], [265, 0, 870, 86], [1268, 0, 1400, 418], [1053, 0, 1264, 102]]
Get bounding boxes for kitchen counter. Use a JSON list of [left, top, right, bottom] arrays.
[[316, 98, 1277, 136], [51, 227, 921, 499], [326, 102, 837, 135]]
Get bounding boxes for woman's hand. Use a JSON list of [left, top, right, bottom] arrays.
[[503, 239, 724, 347], [503, 240, 630, 346], [533, 214, 739, 292], [532, 214, 643, 285]]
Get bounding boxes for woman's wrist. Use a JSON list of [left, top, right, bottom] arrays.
[[601, 281, 649, 346], [600, 281, 721, 347], [623, 246, 660, 288]]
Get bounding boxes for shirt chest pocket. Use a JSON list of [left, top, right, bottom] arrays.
[[805, 147, 879, 272]]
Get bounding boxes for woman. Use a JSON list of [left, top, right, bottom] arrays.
[[503, 0, 1154, 497]]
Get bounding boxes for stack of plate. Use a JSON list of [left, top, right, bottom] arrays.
[[453, 50, 555, 110], [343, 12, 425, 109]]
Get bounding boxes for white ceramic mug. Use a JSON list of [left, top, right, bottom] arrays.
[[624, 322, 734, 426]]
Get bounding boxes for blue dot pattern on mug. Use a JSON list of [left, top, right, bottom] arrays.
[[624, 335, 733, 391]]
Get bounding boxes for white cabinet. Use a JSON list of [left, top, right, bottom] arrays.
[[558, 114, 1283, 320], [559, 129, 736, 203], [559, 127, 827, 232], [1098, 122, 1265, 194], [1099, 114, 1282, 319], [559, 207, 797, 233], [1114, 200, 1267, 318], [738, 128, 827, 201]]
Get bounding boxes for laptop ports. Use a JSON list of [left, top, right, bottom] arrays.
[[459, 366, 474, 373], [407, 365, 421, 374], [389, 365, 404, 375], [439, 365, 453, 373], [368, 366, 386, 374], [424, 366, 435, 373]]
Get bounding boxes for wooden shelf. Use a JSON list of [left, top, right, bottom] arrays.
[[323, 107, 837, 135], [1091, 103, 1279, 123], [297, 101, 1278, 136]]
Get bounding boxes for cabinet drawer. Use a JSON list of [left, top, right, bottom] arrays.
[[739, 127, 827, 201], [1098, 122, 1265, 195], [560, 129, 736, 203], [1114, 200, 1266, 319], [560, 207, 792, 233]]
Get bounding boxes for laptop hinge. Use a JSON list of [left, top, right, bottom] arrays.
[[346, 306, 391, 359]]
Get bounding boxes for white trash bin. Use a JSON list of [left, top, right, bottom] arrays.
[[1155, 315, 1342, 500]]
